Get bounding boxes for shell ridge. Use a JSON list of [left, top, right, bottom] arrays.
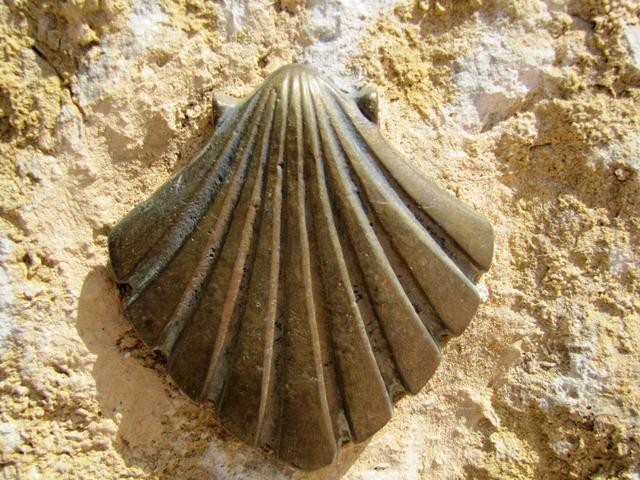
[[154, 107, 272, 399], [296, 76, 340, 463], [276, 74, 338, 470], [215, 83, 289, 448], [271, 73, 294, 457], [301, 79, 393, 442], [331, 92, 494, 273], [108, 93, 254, 283], [119, 159, 244, 347], [122, 91, 267, 305], [255, 81, 289, 446], [155, 89, 273, 361], [201, 91, 280, 402], [114, 92, 269, 350], [327, 90, 481, 276], [320, 93, 449, 340], [300, 77, 348, 447], [313, 91, 439, 395], [163, 88, 275, 398], [323, 92, 481, 335], [305, 127, 404, 402]]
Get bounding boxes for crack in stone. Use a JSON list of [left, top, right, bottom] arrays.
[[31, 45, 87, 122]]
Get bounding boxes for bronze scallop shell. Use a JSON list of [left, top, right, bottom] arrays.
[[108, 64, 494, 470]]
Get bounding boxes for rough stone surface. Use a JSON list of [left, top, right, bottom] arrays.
[[1, 0, 639, 479]]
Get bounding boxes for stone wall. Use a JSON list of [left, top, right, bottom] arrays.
[[1, 0, 638, 478]]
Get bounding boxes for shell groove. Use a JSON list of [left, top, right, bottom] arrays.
[[108, 64, 494, 470]]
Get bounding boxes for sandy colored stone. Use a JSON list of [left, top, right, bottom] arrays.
[[1, 0, 639, 479]]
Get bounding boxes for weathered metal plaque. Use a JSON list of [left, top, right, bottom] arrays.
[[108, 64, 493, 470]]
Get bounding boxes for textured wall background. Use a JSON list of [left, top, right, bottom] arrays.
[[1, 0, 639, 478]]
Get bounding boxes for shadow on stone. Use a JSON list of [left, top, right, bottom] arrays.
[[77, 266, 223, 479]]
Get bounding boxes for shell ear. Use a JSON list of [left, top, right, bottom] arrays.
[[212, 92, 242, 127], [352, 86, 379, 124]]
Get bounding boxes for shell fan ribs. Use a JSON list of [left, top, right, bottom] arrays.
[[108, 64, 494, 471]]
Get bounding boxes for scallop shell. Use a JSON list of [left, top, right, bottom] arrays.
[[108, 64, 494, 470]]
